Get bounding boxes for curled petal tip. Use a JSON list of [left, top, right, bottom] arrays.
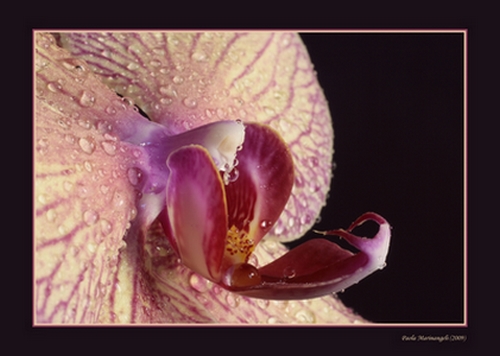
[[221, 212, 391, 300]]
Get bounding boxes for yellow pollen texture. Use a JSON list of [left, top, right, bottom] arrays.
[[225, 225, 255, 263]]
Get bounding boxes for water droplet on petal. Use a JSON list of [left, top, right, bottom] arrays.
[[101, 141, 116, 156], [127, 167, 142, 186], [300, 214, 312, 225], [84, 160, 92, 172], [273, 221, 285, 235], [46, 209, 57, 222], [65, 134, 76, 144], [47, 82, 62, 92], [283, 266, 296, 279], [63, 181, 73, 192], [113, 190, 125, 208], [267, 316, 279, 324], [172, 75, 184, 84], [149, 59, 161, 67], [38, 194, 47, 205], [182, 97, 197, 108], [57, 118, 70, 129], [223, 263, 261, 288], [87, 242, 97, 253], [189, 273, 209, 293], [79, 91, 95, 107], [223, 167, 239, 185], [295, 310, 316, 323], [105, 106, 117, 115], [262, 239, 279, 253], [257, 299, 270, 309], [160, 97, 173, 106], [77, 119, 92, 130], [191, 51, 207, 61], [127, 62, 140, 71], [260, 220, 273, 229], [83, 209, 99, 225], [100, 219, 112, 235], [248, 254, 259, 268], [79, 137, 96, 154], [225, 293, 240, 308]]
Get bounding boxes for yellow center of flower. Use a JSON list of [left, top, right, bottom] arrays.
[[225, 225, 255, 263]]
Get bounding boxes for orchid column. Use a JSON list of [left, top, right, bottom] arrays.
[[35, 32, 390, 323]]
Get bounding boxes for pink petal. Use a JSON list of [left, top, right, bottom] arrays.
[[223, 213, 391, 300], [162, 145, 228, 282], [59, 32, 333, 242], [35, 33, 143, 323], [98, 220, 368, 324], [224, 123, 294, 248]]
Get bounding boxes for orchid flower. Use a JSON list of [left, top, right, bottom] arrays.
[[35, 31, 391, 324]]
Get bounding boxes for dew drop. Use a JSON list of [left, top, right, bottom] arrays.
[[87, 242, 97, 253], [283, 266, 296, 279], [127, 62, 140, 71], [63, 181, 73, 192], [47, 82, 61, 92], [58, 224, 67, 236], [113, 190, 125, 207], [105, 106, 117, 115], [84, 160, 92, 172], [257, 299, 270, 309], [308, 156, 319, 167], [172, 75, 184, 84], [149, 59, 161, 67], [191, 51, 207, 61], [223, 263, 261, 288], [248, 254, 259, 268], [205, 108, 214, 118], [127, 167, 142, 186], [262, 239, 279, 253], [300, 214, 312, 225], [100, 219, 113, 235], [295, 310, 316, 323], [77, 119, 92, 130], [160, 97, 173, 105], [216, 108, 227, 119], [223, 167, 239, 185], [57, 118, 70, 129], [79, 91, 95, 107], [267, 316, 279, 324], [101, 141, 116, 156], [83, 209, 99, 226], [273, 221, 285, 235], [189, 273, 209, 293], [65, 134, 76, 144], [260, 220, 273, 229], [60, 58, 87, 76], [128, 207, 137, 220], [78, 137, 96, 154], [77, 185, 88, 198], [182, 97, 197, 108], [46, 209, 57, 222], [38, 194, 47, 205], [225, 293, 240, 308], [264, 106, 275, 115]]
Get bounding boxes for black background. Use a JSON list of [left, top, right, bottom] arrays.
[[287, 33, 465, 323]]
